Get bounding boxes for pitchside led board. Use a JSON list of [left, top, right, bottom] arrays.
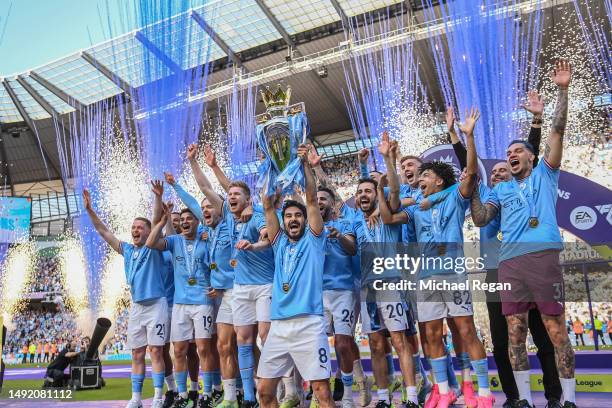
[[0, 197, 31, 243]]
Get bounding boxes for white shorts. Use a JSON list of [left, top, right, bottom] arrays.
[[166, 306, 173, 343], [171, 303, 216, 342], [360, 289, 408, 334], [215, 289, 234, 325], [416, 274, 474, 322], [323, 290, 357, 337], [128, 297, 169, 349], [258, 315, 331, 381], [232, 283, 272, 326]]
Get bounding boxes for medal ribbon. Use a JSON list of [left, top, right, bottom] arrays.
[[282, 242, 300, 289], [181, 235, 200, 283], [127, 246, 145, 286], [360, 216, 381, 243], [514, 177, 537, 223], [208, 224, 221, 263], [229, 215, 249, 263], [430, 207, 443, 242]]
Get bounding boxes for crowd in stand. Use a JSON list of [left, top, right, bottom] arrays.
[[103, 307, 129, 355], [28, 256, 62, 293], [3, 307, 83, 365]]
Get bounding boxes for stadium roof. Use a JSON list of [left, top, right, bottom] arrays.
[[0, 0, 415, 124], [0, 0, 604, 192]]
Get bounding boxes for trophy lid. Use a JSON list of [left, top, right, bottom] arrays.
[[260, 84, 291, 118], [257, 84, 305, 124]]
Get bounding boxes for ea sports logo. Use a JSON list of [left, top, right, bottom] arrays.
[[570, 206, 597, 230]]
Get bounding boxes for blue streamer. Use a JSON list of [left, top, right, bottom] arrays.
[[421, 0, 543, 159], [342, 8, 430, 168]]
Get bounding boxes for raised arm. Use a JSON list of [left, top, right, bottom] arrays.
[[544, 59, 571, 169], [203, 144, 231, 192], [151, 180, 164, 225], [357, 148, 370, 179], [164, 201, 176, 236], [458, 107, 480, 198], [165, 173, 205, 222], [187, 144, 223, 210], [309, 146, 343, 205], [378, 132, 401, 211], [378, 175, 408, 225], [262, 190, 280, 243], [447, 106, 468, 170], [470, 190, 498, 227], [82, 190, 121, 253], [302, 145, 323, 235], [522, 90, 544, 167], [146, 203, 169, 251]]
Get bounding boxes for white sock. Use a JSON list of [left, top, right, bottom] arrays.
[[478, 386, 491, 397], [224, 379, 237, 401], [132, 391, 142, 401], [437, 380, 449, 394], [283, 376, 297, 397], [405, 386, 417, 404], [377, 388, 390, 403], [513, 370, 532, 404], [179, 391, 188, 399], [353, 360, 365, 383], [154, 387, 163, 399], [165, 374, 176, 392], [560, 377, 576, 403], [461, 368, 471, 383], [190, 380, 199, 392]]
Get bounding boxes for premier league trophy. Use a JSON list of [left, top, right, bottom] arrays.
[[255, 84, 309, 195]]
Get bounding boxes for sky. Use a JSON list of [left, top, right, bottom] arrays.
[[0, 0, 138, 76]]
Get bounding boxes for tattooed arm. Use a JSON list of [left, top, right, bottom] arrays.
[[470, 190, 498, 227], [544, 59, 572, 169]]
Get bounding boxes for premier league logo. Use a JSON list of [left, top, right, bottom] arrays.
[[421, 144, 488, 182]]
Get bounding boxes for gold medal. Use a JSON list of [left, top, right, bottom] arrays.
[[210, 262, 217, 270], [230, 259, 238, 267], [497, 231, 503, 242], [201, 231, 208, 240], [188, 277, 197, 286], [528, 217, 539, 228], [282, 282, 290, 293]]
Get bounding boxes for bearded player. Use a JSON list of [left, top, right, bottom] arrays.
[[471, 59, 576, 408], [203, 144, 275, 408], [166, 145, 242, 408], [380, 108, 494, 408], [348, 135, 419, 408], [257, 144, 333, 408], [148, 204, 217, 408]]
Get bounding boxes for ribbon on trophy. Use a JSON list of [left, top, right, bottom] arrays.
[[255, 85, 310, 196]]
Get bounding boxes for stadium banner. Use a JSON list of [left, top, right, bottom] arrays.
[[0, 197, 31, 243], [421, 144, 612, 253]]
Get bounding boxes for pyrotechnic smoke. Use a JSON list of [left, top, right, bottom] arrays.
[[99, 253, 129, 321], [343, 8, 434, 169], [537, 3, 610, 145], [0, 241, 36, 319], [421, 0, 543, 159], [57, 235, 89, 314]]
